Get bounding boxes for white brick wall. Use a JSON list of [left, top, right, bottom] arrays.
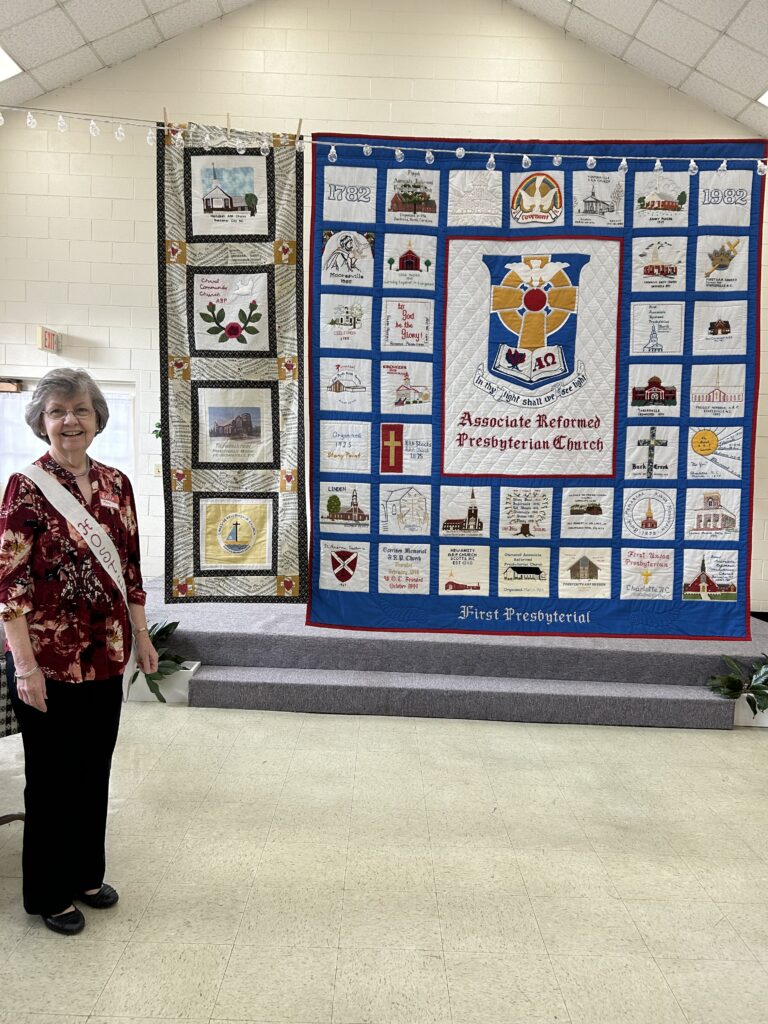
[[1, 0, 766, 608]]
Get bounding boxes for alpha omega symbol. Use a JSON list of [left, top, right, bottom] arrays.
[[482, 253, 591, 388]]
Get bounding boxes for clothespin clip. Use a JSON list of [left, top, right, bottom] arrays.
[[226, 113, 231, 140]]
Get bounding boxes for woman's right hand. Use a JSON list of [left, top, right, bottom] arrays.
[[16, 666, 47, 713]]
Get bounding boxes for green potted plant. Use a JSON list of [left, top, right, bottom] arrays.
[[707, 654, 768, 726], [129, 620, 197, 704]]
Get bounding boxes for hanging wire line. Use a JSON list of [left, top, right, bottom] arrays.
[[0, 103, 160, 129], [0, 103, 290, 135], [314, 138, 767, 167], [1, 102, 765, 168]]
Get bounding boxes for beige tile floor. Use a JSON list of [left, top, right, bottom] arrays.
[[1, 703, 768, 1023]]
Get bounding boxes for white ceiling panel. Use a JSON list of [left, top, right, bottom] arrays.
[[154, 0, 222, 39], [33, 44, 103, 92], [636, 2, 718, 65], [699, 34, 768, 99], [664, 0, 747, 32], [1, 7, 85, 69], [0, 71, 43, 106], [144, 0, 188, 14], [92, 19, 163, 66], [682, 70, 750, 120], [623, 39, 690, 89], [728, 0, 768, 57], [508, 0, 571, 28], [504, 0, 768, 137], [64, 0, 148, 42], [0, 0, 56, 32], [738, 101, 768, 136], [566, 7, 632, 58], [574, 0, 654, 36]]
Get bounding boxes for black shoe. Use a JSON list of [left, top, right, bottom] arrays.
[[42, 908, 85, 935], [77, 883, 119, 909]]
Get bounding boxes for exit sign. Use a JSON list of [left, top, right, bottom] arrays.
[[37, 326, 61, 352]]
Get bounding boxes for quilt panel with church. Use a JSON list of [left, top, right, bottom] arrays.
[[158, 123, 307, 603], [307, 134, 766, 639]]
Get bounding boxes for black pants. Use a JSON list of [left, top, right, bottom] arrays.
[[6, 653, 122, 916]]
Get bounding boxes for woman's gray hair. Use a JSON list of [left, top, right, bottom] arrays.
[[25, 368, 110, 441]]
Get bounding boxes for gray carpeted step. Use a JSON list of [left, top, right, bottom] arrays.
[[144, 580, 768, 700], [190, 666, 733, 729], [174, 628, 740, 687]]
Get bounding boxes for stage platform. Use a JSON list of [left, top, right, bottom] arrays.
[[145, 580, 768, 729]]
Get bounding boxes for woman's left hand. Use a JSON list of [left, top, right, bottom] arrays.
[[135, 631, 159, 675]]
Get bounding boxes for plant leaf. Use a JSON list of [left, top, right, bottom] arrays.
[[145, 676, 167, 703], [157, 655, 180, 667], [199, 312, 214, 323], [152, 623, 178, 643], [745, 693, 758, 717], [156, 661, 186, 677], [244, 326, 257, 334], [722, 656, 749, 684], [707, 675, 741, 695], [238, 309, 247, 324], [207, 326, 222, 334]]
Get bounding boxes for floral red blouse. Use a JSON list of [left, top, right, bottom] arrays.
[[0, 453, 146, 683]]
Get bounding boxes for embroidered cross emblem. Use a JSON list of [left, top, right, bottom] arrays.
[[638, 427, 668, 479]]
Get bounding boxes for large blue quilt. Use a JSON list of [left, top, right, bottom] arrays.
[[307, 135, 766, 639]]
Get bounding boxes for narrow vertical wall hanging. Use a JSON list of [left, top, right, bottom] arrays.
[[307, 135, 766, 639], [158, 123, 307, 602]]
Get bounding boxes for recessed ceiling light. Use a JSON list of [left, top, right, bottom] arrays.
[[0, 47, 22, 84], [758, 88, 768, 108]]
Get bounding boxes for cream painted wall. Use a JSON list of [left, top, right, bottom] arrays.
[[0, 0, 766, 607]]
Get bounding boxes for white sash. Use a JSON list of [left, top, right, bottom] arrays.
[[22, 463, 138, 700]]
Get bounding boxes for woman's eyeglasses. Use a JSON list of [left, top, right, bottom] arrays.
[[44, 407, 95, 420]]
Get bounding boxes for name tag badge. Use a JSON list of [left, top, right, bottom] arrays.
[[100, 493, 119, 509]]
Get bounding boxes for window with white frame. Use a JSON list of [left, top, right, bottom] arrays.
[[0, 388, 135, 492]]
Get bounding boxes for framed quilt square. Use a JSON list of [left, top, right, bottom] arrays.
[[191, 381, 279, 470], [195, 493, 278, 575], [187, 265, 276, 358], [184, 147, 275, 242]]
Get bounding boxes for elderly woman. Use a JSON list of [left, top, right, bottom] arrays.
[[0, 368, 158, 935]]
